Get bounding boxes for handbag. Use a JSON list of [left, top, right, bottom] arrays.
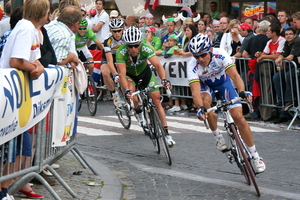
[[73, 61, 88, 94]]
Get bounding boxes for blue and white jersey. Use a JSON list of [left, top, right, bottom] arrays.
[[187, 48, 235, 86]]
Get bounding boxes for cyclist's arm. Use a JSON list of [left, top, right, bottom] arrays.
[[94, 39, 104, 50], [148, 56, 166, 80], [116, 63, 128, 90], [105, 52, 117, 74], [226, 65, 246, 93], [189, 81, 204, 109]]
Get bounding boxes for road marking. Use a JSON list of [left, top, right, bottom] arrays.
[[132, 163, 300, 200], [77, 126, 121, 136], [166, 116, 279, 133], [78, 115, 278, 136]]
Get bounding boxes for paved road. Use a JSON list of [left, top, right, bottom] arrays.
[[77, 101, 300, 200]]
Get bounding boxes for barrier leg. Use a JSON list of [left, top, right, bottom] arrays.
[[45, 165, 78, 198], [287, 109, 299, 130], [71, 148, 88, 169], [71, 147, 99, 175], [8, 172, 63, 200]]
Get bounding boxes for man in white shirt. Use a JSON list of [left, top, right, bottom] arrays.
[[91, 0, 110, 44]]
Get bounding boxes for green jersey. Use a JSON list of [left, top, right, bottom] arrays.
[[141, 36, 162, 50], [116, 42, 156, 76], [75, 28, 97, 49]]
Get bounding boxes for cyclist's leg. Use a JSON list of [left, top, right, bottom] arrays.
[[101, 63, 115, 91]]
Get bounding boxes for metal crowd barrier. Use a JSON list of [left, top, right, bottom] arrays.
[[0, 102, 98, 200], [235, 58, 300, 129]]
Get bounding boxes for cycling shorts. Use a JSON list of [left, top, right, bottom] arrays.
[[200, 76, 241, 109], [77, 45, 93, 60], [126, 66, 159, 93]]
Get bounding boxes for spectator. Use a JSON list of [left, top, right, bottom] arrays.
[[234, 22, 255, 58], [273, 28, 300, 123], [277, 10, 290, 30], [243, 20, 270, 58], [205, 29, 216, 43], [142, 26, 162, 51], [91, 0, 110, 44], [220, 19, 243, 56], [179, 24, 198, 55], [219, 11, 228, 18], [214, 16, 229, 47], [161, 18, 182, 47], [210, 1, 220, 19], [45, 6, 81, 69], [50, 0, 80, 20], [0, 0, 51, 198], [203, 13, 212, 26], [109, 10, 119, 20], [173, 12, 184, 37], [212, 20, 221, 41], [0, 1, 11, 37], [140, 13, 161, 38], [138, 16, 145, 28], [125, 14, 137, 28], [291, 12, 300, 36], [197, 19, 207, 34], [256, 24, 286, 121]]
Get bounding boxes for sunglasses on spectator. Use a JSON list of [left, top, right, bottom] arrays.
[[127, 43, 140, 48], [79, 27, 87, 30], [112, 29, 122, 33]]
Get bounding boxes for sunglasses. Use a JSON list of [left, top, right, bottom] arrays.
[[127, 43, 140, 48], [79, 27, 87, 30], [193, 52, 209, 59], [112, 29, 122, 33]]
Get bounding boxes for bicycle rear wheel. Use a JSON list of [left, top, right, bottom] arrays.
[[231, 124, 260, 197], [152, 107, 172, 166], [85, 76, 97, 116]]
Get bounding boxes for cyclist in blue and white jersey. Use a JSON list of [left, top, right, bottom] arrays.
[[187, 33, 266, 173]]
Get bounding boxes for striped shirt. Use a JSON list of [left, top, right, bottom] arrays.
[[45, 20, 76, 62]]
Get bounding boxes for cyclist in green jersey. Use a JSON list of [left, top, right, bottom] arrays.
[[116, 27, 175, 147], [75, 18, 103, 75]]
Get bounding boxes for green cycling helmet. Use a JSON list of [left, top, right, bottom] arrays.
[[80, 18, 88, 27]]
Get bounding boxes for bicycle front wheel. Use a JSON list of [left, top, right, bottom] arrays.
[[152, 107, 172, 166], [115, 103, 131, 129], [229, 137, 250, 185], [231, 124, 260, 197], [85, 76, 97, 116], [144, 106, 160, 154]]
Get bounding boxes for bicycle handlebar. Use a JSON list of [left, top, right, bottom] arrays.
[[131, 84, 171, 97]]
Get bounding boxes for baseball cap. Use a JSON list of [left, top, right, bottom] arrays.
[[145, 26, 156, 33], [110, 10, 119, 18], [239, 23, 252, 30], [89, 9, 96, 16], [212, 21, 220, 25]]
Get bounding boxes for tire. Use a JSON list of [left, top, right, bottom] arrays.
[[78, 95, 82, 112], [229, 137, 250, 185], [115, 103, 131, 129], [152, 108, 172, 166], [231, 124, 260, 197], [85, 76, 97, 116], [144, 106, 160, 153]]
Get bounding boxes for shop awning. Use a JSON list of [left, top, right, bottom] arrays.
[[114, 0, 150, 17]]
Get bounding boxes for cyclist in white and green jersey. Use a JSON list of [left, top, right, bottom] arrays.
[[116, 27, 175, 147], [75, 18, 103, 75]]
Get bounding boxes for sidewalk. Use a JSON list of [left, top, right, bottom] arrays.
[[13, 152, 123, 200]]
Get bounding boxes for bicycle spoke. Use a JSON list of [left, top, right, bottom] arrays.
[[86, 76, 97, 116]]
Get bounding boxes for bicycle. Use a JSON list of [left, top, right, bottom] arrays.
[[131, 81, 172, 165], [78, 61, 101, 116], [204, 97, 260, 196]]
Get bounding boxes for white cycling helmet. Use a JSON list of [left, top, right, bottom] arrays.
[[109, 18, 124, 29], [188, 33, 212, 54], [123, 26, 142, 44]]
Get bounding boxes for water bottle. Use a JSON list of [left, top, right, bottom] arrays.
[[277, 63, 281, 71]]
